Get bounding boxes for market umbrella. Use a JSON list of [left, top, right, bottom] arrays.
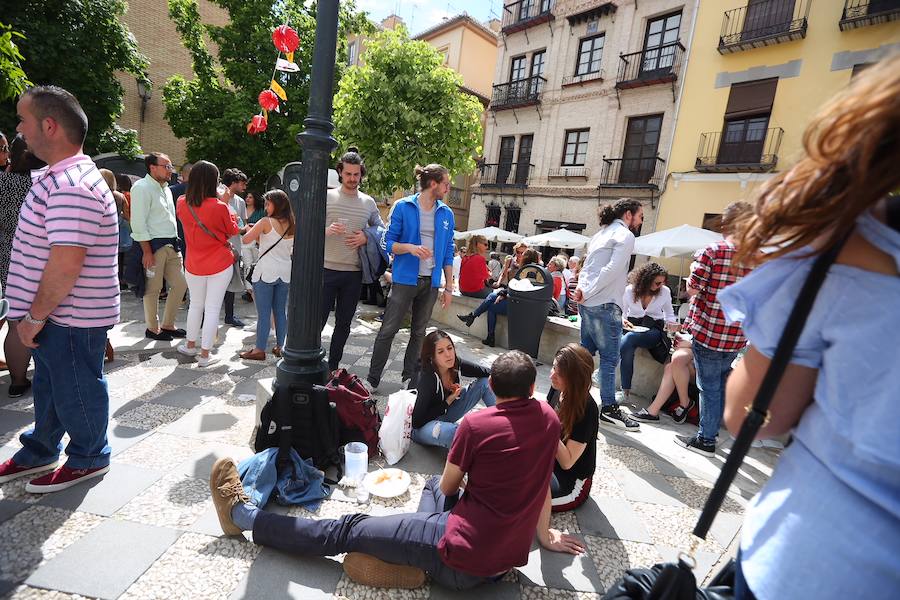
[[632, 224, 723, 258], [457, 226, 524, 243], [521, 228, 591, 250]]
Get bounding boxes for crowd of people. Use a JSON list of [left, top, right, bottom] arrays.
[[0, 53, 897, 599]]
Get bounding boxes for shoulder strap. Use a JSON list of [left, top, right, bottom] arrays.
[[255, 219, 288, 263], [186, 203, 224, 245], [693, 236, 848, 539]]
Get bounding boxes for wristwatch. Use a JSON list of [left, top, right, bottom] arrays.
[[23, 311, 46, 326]]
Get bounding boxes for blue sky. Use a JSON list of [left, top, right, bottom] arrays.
[[355, 0, 502, 36]]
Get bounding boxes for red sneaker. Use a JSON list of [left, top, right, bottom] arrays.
[[25, 464, 110, 494], [0, 458, 58, 484]]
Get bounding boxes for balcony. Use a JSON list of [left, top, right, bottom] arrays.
[[840, 0, 900, 30], [718, 0, 810, 54], [502, 0, 555, 35], [599, 157, 665, 190], [562, 70, 604, 87], [695, 127, 783, 172], [490, 76, 547, 111], [477, 163, 534, 188], [615, 42, 684, 90], [548, 166, 590, 179]]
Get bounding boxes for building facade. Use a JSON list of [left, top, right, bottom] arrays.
[[654, 0, 900, 245], [471, 0, 698, 241]]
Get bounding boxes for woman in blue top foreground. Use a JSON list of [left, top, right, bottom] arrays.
[[720, 55, 900, 600]]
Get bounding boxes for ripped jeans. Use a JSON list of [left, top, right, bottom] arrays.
[[411, 378, 496, 449]]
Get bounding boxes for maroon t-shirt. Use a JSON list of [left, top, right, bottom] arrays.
[[438, 397, 561, 577]]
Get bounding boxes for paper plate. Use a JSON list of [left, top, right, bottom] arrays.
[[629, 325, 650, 333], [363, 468, 411, 498]]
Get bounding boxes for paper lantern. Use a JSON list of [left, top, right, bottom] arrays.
[[258, 89, 279, 111], [247, 114, 267, 135], [272, 25, 300, 53]]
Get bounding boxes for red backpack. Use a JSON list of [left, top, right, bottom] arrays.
[[325, 369, 381, 457]]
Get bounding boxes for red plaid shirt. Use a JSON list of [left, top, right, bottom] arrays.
[[687, 240, 749, 352]]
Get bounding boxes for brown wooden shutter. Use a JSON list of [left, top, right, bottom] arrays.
[[725, 78, 778, 119]]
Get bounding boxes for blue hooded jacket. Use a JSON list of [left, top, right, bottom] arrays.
[[385, 193, 456, 287]]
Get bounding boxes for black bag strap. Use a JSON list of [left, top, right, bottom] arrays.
[[692, 236, 848, 539], [253, 218, 288, 263]]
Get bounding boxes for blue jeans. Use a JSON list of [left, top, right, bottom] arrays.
[[579, 302, 622, 406], [13, 322, 112, 470], [412, 378, 496, 448], [252, 278, 289, 351], [692, 341, 739, 443], [734, 551, 757, 600], [619, 328, 664, 390], [252, 475, 485, 590], [471, 291, 507, 336]]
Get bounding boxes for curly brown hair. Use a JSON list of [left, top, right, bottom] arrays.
[[734, 55, 900, 266], [627, 262, 668, 301]]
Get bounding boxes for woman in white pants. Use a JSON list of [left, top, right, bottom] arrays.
[[175, 161, 239, 366]]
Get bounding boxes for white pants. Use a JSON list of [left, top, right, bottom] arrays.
[[241, 244, 258, 291], [185, 265, 232, 350]]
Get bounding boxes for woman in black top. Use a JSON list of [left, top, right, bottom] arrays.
[[547, 343, 599, 512], [410, 330, 495, 449]]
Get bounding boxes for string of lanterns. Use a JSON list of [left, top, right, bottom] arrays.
[[247, 24, 301, 135]]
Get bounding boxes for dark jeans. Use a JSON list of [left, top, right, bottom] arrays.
[[13, 322, 112, 470], [252, 476, 485, 590], [367, 277, 438, 386], [619, 328, 665, 390], [692, 341, 739, 443], [223, 291, 236, 321], [461, 287, 491, 299], [321, 269, 364, 371], [470, 291, 508, 336]]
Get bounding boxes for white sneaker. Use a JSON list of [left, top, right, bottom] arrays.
[[362, 379, 378, 395], [197, 354, 220, 367], [177, 343, 200, 357]]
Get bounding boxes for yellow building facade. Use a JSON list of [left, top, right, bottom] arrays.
[[654, 0, 900, 244]]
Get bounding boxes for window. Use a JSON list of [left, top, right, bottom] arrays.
[[562, 129, 590, 166], [576, 34, 604, 76], [347, 41, 358, 65], [497, 136, 516, 184], [620, 114, 663, 184], [515, 135, 534, 185], [741, 0, 796, 40], [518, 0, 535, 21], [530, 51, 546, 92], [509, 55, 527, 82], [641, 12, 681, 75], [719, 78, 777, 165]]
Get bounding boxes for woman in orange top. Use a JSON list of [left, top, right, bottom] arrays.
[[175, 161, 239, 367]]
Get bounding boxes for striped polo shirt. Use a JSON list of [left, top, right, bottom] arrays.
[[6, 153, 120, 328]]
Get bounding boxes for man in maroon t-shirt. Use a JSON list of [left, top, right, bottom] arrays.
[[209, 350, 585, 590]]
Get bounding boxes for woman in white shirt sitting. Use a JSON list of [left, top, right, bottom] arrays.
[[619, 262, 677, 400]]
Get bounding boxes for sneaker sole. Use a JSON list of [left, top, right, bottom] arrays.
[[0, 460, 58, 484], [25, 465, 110, 493], [343, 552, 426, 589], [675, 437, 716, 458], [209, 458, 244, 536], [598, 416, 640, 432], [177, 347, 199, 357]]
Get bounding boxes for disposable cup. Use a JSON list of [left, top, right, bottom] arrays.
[[344, 442, 368, 483]]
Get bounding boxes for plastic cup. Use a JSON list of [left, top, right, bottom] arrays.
[[344, 442, 368, 483]]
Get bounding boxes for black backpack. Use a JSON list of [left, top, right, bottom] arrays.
[[254, 380, 342, 476]]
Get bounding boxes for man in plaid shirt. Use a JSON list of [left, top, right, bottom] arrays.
[[676, 202, 752, 456]]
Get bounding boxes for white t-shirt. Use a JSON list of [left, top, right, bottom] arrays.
[[622, 284, 676, 323]]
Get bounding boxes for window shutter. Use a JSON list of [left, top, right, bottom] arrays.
[[725, 78, 778, 119]]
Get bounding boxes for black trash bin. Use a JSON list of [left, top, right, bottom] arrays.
[[507, 264, 554, 359]]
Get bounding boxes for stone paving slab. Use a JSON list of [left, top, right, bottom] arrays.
[[0, 499, 28, 524], [38, 463, 164, 517], [517, 537, 604, 593], [574, 497, 653, 544], [229, 549, 343, 600]]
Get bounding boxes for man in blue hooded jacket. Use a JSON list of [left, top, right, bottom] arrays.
[[365, 164, 455, 391]]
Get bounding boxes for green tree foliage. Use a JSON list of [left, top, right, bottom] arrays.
[[0, 22, 31, 102], [163, 0, 371, 185], [333, 26, 484, 198], [0, 1, 148, 155]]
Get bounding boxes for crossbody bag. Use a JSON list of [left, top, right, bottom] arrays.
[[245, 218, 287, 283]]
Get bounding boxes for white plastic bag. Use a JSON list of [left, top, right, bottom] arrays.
[[378, 389, 416, 465]]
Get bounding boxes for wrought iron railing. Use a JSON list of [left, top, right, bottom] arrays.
[[548, 166, 590, 178], [615, 42, 684, 89], [477, 163, 534, 188], [502, 0, 555, 33], [695, 127, 783, 172], [719, 0, 810, 53], [840, 0, 900, 30], [599, 157, 665, 189], [562, 70, 604, 87], [490, 76, 547, 109]]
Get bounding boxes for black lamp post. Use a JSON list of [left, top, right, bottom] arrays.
[[276, 0, 339, 389]]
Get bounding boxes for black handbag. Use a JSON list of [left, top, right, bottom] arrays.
[[602, 237, 846, 600]]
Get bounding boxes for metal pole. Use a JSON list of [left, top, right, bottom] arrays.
[[277, 0, 339, 388]]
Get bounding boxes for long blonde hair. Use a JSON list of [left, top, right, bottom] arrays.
[[734, 55, 900, 266], [466, 235, 487, 256]]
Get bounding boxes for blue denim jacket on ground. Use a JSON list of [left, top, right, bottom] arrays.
[[237, 447, 330, 510], [385, 193, 456, 287]]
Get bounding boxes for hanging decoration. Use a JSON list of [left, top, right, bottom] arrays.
[[247, 24, 300, 136]]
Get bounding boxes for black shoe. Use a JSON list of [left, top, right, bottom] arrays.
[[242, 292, 253, 303], [8, 380, 32, 398], [161, 328, 186, 338], [599, 405, 640, 431], [225, 318, 245, 328], [672, 399, 694, 424], [482, 334, 495, 347], [145, 328, 174, 341], [631, 408, 659, 422], [457, 313, 475, 327], [675, 433, 716, 457]]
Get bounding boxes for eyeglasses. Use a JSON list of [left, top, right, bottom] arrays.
[[155, 162, 175, 172], [0, 146, 9, 153]]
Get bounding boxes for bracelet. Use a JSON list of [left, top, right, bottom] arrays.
[[24, 311, 46, 326]]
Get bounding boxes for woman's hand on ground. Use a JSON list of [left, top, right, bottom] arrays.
[[541, 529, 585, 555]]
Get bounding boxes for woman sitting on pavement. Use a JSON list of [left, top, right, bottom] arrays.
[[458, 235, 492, 298], [176, 161, 240, 367], [547, 343, 598, 512], [239, 190, 295, 360], [632, 328, 695, 423], [618, 262, 677, 401], [457, 249, 541, 347], [411, 330, 496, 449]]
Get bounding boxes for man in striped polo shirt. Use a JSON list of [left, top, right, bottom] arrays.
[[0, 86, 120, 493]]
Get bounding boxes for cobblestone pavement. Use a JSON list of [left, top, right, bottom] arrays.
[[0, 292, 781, 599]]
